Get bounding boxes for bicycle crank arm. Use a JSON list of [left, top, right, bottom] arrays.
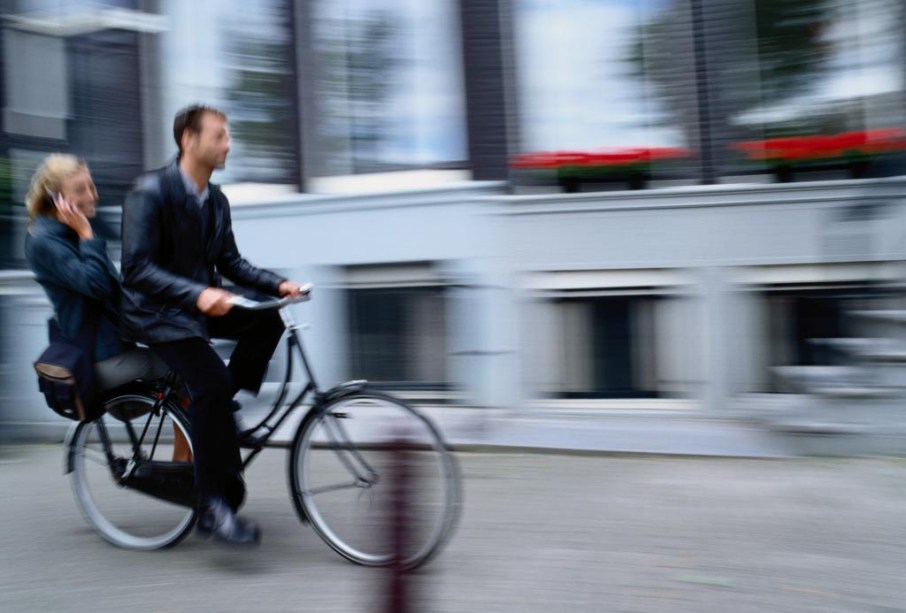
[[119, 460, 197, 508]]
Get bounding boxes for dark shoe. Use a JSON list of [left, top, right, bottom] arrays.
[[196, 496, 261, 546], [225, 473, 246, 512]]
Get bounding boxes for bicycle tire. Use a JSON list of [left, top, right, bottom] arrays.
[[69, 388, 196, 550], [288, 391, 461, 569]]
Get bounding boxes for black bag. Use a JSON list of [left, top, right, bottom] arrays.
[[33, 319, 102, 422]]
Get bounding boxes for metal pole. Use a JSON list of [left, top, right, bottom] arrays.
[[385, 432, 413, 613]]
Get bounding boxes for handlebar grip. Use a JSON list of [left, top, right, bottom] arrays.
[[227, 283, 312, 310]]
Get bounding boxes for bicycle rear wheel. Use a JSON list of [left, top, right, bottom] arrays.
[[289, 392, 461, 569], [69, 390, 196, 550]]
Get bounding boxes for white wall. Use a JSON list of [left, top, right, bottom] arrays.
[[5, 177, 906, 438]]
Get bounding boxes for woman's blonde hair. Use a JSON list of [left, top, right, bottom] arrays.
[[25, 154, 89, 220]]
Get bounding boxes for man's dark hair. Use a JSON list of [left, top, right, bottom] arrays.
[[173, 104, 227, 156]]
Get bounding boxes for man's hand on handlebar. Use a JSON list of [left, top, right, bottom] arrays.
[[197, 287, 236, 317], [279, 281, 308, 298], [200, 282, 311, 315]]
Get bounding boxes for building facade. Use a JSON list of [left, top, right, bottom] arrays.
[[2, 0, 906, 437]]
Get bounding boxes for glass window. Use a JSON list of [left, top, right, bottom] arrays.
[[722, 0, 906, 182], [158, 0, 296, 184], [512, 0, 698, 188], [308, 0, 467, 178], [8, 0, 136, 14], [2, 27, 68, 140], [551, 296, 660, 398], [348, 287, 448, 389], [3, 0, 148, 219], [763, 286, 881, 392]]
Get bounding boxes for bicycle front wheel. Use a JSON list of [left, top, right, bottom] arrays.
[[289, 392, 461, 569], [70, 390, 196, 550]]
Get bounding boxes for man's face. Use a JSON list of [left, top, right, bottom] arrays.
[[185, 112, 231, 170]]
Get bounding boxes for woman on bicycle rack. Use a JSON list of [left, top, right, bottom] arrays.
[[24, 154, 168, 392]]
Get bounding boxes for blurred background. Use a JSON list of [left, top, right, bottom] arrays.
[[2, 0, 906, 454]]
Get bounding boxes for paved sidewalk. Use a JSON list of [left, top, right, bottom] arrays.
[[2, 444, 905, 612]]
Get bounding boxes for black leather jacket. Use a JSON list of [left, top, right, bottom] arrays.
[[120, 161, 285, 343]]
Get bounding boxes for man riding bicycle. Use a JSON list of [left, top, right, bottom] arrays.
[[120, 104, 306, 546]]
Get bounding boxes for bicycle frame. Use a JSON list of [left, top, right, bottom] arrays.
[[63, 296, 459, 562], [228, 306, 369, 470], [66, 301, 369, 487], [64, 371, 183, 476], [235, 324, 318, 468]]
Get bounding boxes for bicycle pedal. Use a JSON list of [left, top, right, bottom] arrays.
[[111, 458, 127, 482]]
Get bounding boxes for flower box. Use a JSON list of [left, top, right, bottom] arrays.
[[509, 147, 692, 192], [731, 129, 906, 182]]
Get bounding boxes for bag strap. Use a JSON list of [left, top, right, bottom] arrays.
[[47, 305, 101, 362]]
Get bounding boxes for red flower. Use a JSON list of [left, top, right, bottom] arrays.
[[509, 147, 692, 170], [732, 128, 906, 162]]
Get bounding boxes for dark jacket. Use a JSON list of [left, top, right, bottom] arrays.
[[120, 160, 285, 343], [25, 216, 129, 362]]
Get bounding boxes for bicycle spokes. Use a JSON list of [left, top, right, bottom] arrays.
[[323, 412, 379, 484], [70, 393, 196, 550], [290, 392, 461, 569]]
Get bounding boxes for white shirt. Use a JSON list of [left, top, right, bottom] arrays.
[[179, 168, 210, 208]]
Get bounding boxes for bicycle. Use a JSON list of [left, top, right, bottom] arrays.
[[63, 289, 462, 569]]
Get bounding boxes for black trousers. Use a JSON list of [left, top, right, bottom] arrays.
[[150, 308, 284, 499]]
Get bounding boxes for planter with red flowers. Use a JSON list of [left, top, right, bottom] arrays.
[[731, 128, 906, 182], [509, 147, 692, 192]]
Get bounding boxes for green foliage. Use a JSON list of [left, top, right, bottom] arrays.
[[315, 11, 402, 173], [226, 14, 297, 183], [0, 155, 15, 267], [0, 156, 11, 214], [627, 0, 833, 133], [753, 0, 831, 100]]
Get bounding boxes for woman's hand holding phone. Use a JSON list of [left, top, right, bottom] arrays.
[[51, 192, 93, 240]]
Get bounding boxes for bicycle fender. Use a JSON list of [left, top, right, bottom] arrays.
[[63, 420, 84, 474], [322, 379, 369, 404]]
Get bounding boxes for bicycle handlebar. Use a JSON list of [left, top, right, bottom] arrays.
[[228, 283, 313, 310]]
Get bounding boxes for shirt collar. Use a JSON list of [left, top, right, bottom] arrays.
[[179, 168, 209, 206]]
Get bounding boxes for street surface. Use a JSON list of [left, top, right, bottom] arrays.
[[1, 444, 905, 612]]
